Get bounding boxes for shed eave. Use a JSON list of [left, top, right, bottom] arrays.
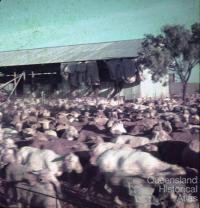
[[0, 39, 142, 67]]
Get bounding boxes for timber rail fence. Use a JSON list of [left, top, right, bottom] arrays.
[[0, 177, 112, 208]]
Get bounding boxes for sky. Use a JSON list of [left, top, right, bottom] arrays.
[[0, 0, 199, 81], [0, 0, 199, 51]]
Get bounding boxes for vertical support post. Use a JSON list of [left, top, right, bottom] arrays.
[[17, 72, 24, 96], [14, 72, 17, 96], [23, 71, 26, 81], [31, 71, 36, 93]]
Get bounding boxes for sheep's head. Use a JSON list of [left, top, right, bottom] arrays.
[[42, 109, 51, 117], [0, 148, 17, 165], [93, 116, 108, 126], [44, 130, 57, 137], [62, 126, 78, 140], [189, 115, 200, 125], [140, 143, 158, 152], [70, 111, 80, 118], [63, 153, 83, 174], [151, 126, 171, 142], [110, 121, 127, 135], [33, 169, 56, 185], [90, 142, 118, 165], [111, 111, 118, 119], [106, 119, 115, 129], [23, 128, 37, 137], [161, 121, 173, 133], [15, 122, 23, 132], [27, 169, 53, 186], [2, 138, 17, 149], [21, 111, 29, 120], [66, 115, 75, 123], [182, 111, 190, 123], [39, 119, 51, 130]]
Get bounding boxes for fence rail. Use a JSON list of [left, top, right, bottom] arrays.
[[0, 177, 113, 208]]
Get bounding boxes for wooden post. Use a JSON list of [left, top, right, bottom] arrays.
[[14, 72, 17, 96], [17, 72, 24, 96], [8, 73, 23, 100], [23, 71, 26, 81], [31, 71, 36, 93], [0, 78, 17, 90], [31, 71, 35, 79]]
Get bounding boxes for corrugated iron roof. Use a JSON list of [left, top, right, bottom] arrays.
[[0, 39, 142, 67]]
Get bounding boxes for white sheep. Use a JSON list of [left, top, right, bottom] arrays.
[[15, 170, 62, 208], [113, 135, 151, 148], [0, 148, 16, 167], [3, 148, 62, 208], [109, 120, 127, 135], [0, 138, 17, 149], [3, 150, 33, 206], [17, 146, 83, 199], [17, 146, 83, 175], [0, 140, 17, 168], [97, 147, 186, 179], [113, 132, 171, 149], [61, 125, 79, 140], [96, 147, 187, 208], [90, 142, 124, 165]]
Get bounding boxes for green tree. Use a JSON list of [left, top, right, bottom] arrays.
[[138, 23, 200, 100]]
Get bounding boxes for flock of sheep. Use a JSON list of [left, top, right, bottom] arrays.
[[0, 95, 199, 208]]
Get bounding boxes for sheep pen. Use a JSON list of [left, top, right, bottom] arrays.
[[0, 95, 199, 208]]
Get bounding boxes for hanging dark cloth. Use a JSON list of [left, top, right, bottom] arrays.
[[85, 61, 100, 86], [122, 58, 137, 83], [106, 59, 123, 82], [60, 63, 68, 71], [76, 62, 87, 86], [60, 63, 69, 80], [67, 62, 79, 87]]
